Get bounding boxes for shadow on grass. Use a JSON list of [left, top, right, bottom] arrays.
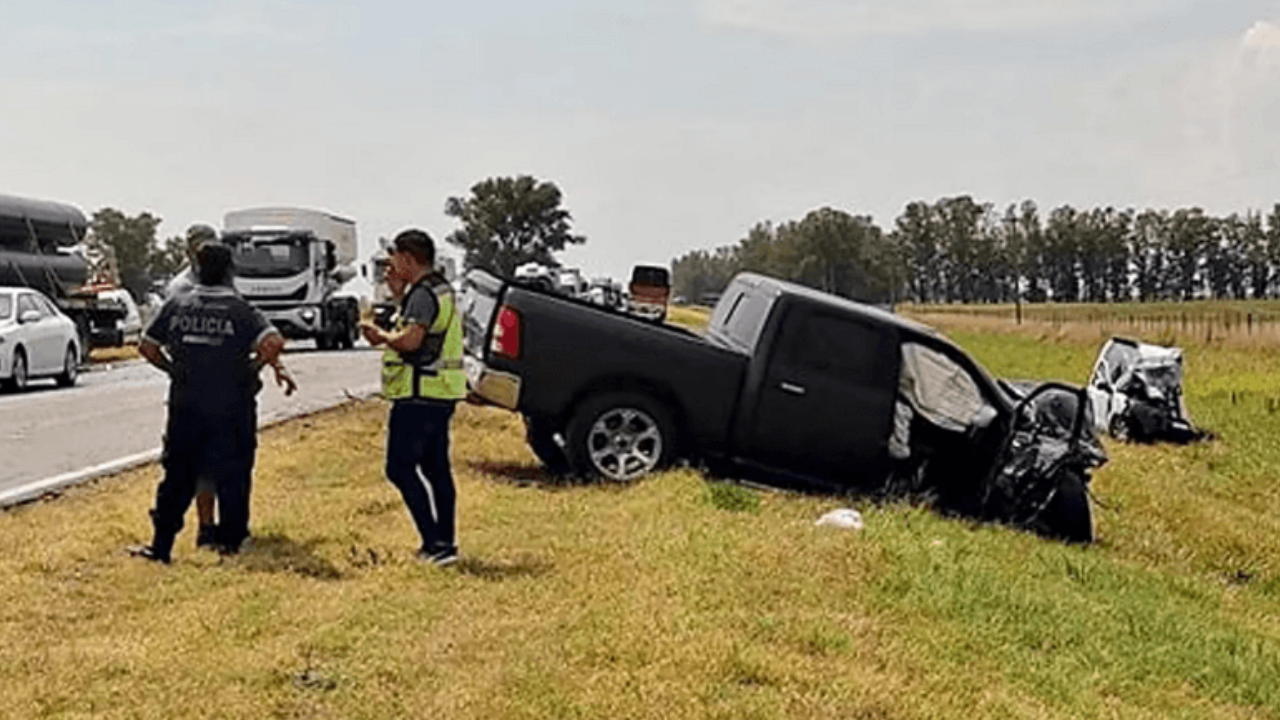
[[466, 461, 596, 489], [455, 554, 553, 582], [229, 532, 343, 581]]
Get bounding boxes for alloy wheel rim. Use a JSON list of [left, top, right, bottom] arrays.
[[586, 407, 663, 481]]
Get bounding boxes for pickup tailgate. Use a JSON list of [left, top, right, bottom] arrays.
[[461, 270, 750, 458]]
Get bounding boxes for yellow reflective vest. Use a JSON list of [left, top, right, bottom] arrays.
[[381, 276, 467, 402]]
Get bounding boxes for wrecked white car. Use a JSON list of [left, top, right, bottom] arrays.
[[1087, 337, 1202, 443]]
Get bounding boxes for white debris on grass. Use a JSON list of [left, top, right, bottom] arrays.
[[815, 508, 864, 530]]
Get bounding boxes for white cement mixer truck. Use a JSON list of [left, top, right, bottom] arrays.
[[221, 207, 360, 349]]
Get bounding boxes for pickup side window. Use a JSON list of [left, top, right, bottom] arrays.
[[709, 289, 744, 331], [787, 313, 894, 382], [723, 290, 772, 350]]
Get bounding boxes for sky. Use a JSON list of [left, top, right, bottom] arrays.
[[3, 0, 1280, 292]]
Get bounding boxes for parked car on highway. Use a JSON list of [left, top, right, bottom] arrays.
[[461, 270, 1106, 542], [0, 286, 83, 391]]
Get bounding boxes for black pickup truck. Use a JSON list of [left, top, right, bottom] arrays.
[[461, 269, 1106, 542]]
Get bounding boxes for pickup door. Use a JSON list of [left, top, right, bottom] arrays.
[[739, 304, 900, 487]]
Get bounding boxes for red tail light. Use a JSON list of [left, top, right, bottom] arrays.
[[491, 304, 522, 359]]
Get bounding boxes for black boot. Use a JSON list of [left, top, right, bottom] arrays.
[[128, 545, 171, 564], [128, 530, 174, 564]]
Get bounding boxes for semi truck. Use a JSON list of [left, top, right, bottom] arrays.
[[0, 193, 129, 349], [221, 207, 360, 350]]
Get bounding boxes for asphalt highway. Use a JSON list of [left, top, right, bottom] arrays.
[[0, 344, 382, 505]]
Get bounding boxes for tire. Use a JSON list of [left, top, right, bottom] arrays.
[[1038, 470, 1094, 544], [4, 349, 28, 392], [524, 415, 571, 474], [56, 344, 79, 387], [1108, 414, 1132, 442], [341, 315, 357, 350], [316, 333, 334, 351], [565, 392, 676, 482]]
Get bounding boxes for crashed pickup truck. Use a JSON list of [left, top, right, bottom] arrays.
[[461, 269, 1106, 542], [1087, 337, 1202, 443]]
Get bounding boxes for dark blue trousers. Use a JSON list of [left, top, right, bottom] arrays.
[[385, 400, 457, 553], [151, 406, 256, 553]]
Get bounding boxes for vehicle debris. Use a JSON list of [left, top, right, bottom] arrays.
[[815, 508, 865, 530]]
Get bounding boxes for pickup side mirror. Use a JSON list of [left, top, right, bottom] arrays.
[[19, 310, 41, 324]]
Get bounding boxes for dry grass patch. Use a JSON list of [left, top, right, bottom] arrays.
[[87, 344, 141, 365], [0, 401, 931, 720], [4, 334, 1280, 719]]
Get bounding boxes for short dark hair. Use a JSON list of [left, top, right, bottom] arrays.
[[392, 229, 435, 266], [196, 243, 233, 286], [185, 223, 218, 250]]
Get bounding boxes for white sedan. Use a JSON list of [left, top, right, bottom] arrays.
[[0, 286, 82, 392]]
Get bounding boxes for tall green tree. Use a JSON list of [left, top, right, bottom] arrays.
[[1241, 211, 1269, 299], [444, 175, 586, 276], [1131, 210, 1168, 301], [1167, 208, 1213, 300], [1044, 205, 1081, 302], [894, 201, 942, 303], [88, 208, 162, 301], [149, 234, 189, 283], [1265, 204, 1280, 298], [934, 196, 987, 302]]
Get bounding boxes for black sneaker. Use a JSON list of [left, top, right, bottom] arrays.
[[196, 524, 218, 549], [417, 546, 459, 567], [127, 545, 171, 564]]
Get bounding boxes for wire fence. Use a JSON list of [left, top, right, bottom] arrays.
[[899, 303, 1280, 346]]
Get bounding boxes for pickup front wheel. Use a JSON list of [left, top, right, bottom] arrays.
[[566, 393, 676, 482]]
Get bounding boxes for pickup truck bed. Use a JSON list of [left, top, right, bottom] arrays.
[[462, 271, 749, 464]]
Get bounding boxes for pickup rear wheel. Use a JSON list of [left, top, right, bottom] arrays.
[[566, 393, 675, 482]]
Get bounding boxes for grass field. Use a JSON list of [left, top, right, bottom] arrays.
[[901, 298, 1280, 350], [3, 309, 1280, 719]]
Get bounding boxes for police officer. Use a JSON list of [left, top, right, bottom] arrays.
[[359, 229, 467, 566], [164, 224, 296, 549], [131, 242, 286, 563]]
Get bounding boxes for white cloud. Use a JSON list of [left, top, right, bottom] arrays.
[[1242, 19, 1280, 50], [698, 0, 1174, 38], [1065, 18, 1280, 214]]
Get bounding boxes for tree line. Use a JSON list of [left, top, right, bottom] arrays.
[[672, 198, 1280, 306]]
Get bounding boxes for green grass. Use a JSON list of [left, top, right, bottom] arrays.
[[3, 319, 1280, 719]]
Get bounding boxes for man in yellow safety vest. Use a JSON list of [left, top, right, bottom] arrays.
[[359, 229, 466, 566]]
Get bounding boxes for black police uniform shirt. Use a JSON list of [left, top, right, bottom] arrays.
[[143, 285, 278, 417]]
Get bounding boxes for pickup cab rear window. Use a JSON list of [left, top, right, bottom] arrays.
[[0, 294, 11, 320], [711, 288, 772, 351]]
